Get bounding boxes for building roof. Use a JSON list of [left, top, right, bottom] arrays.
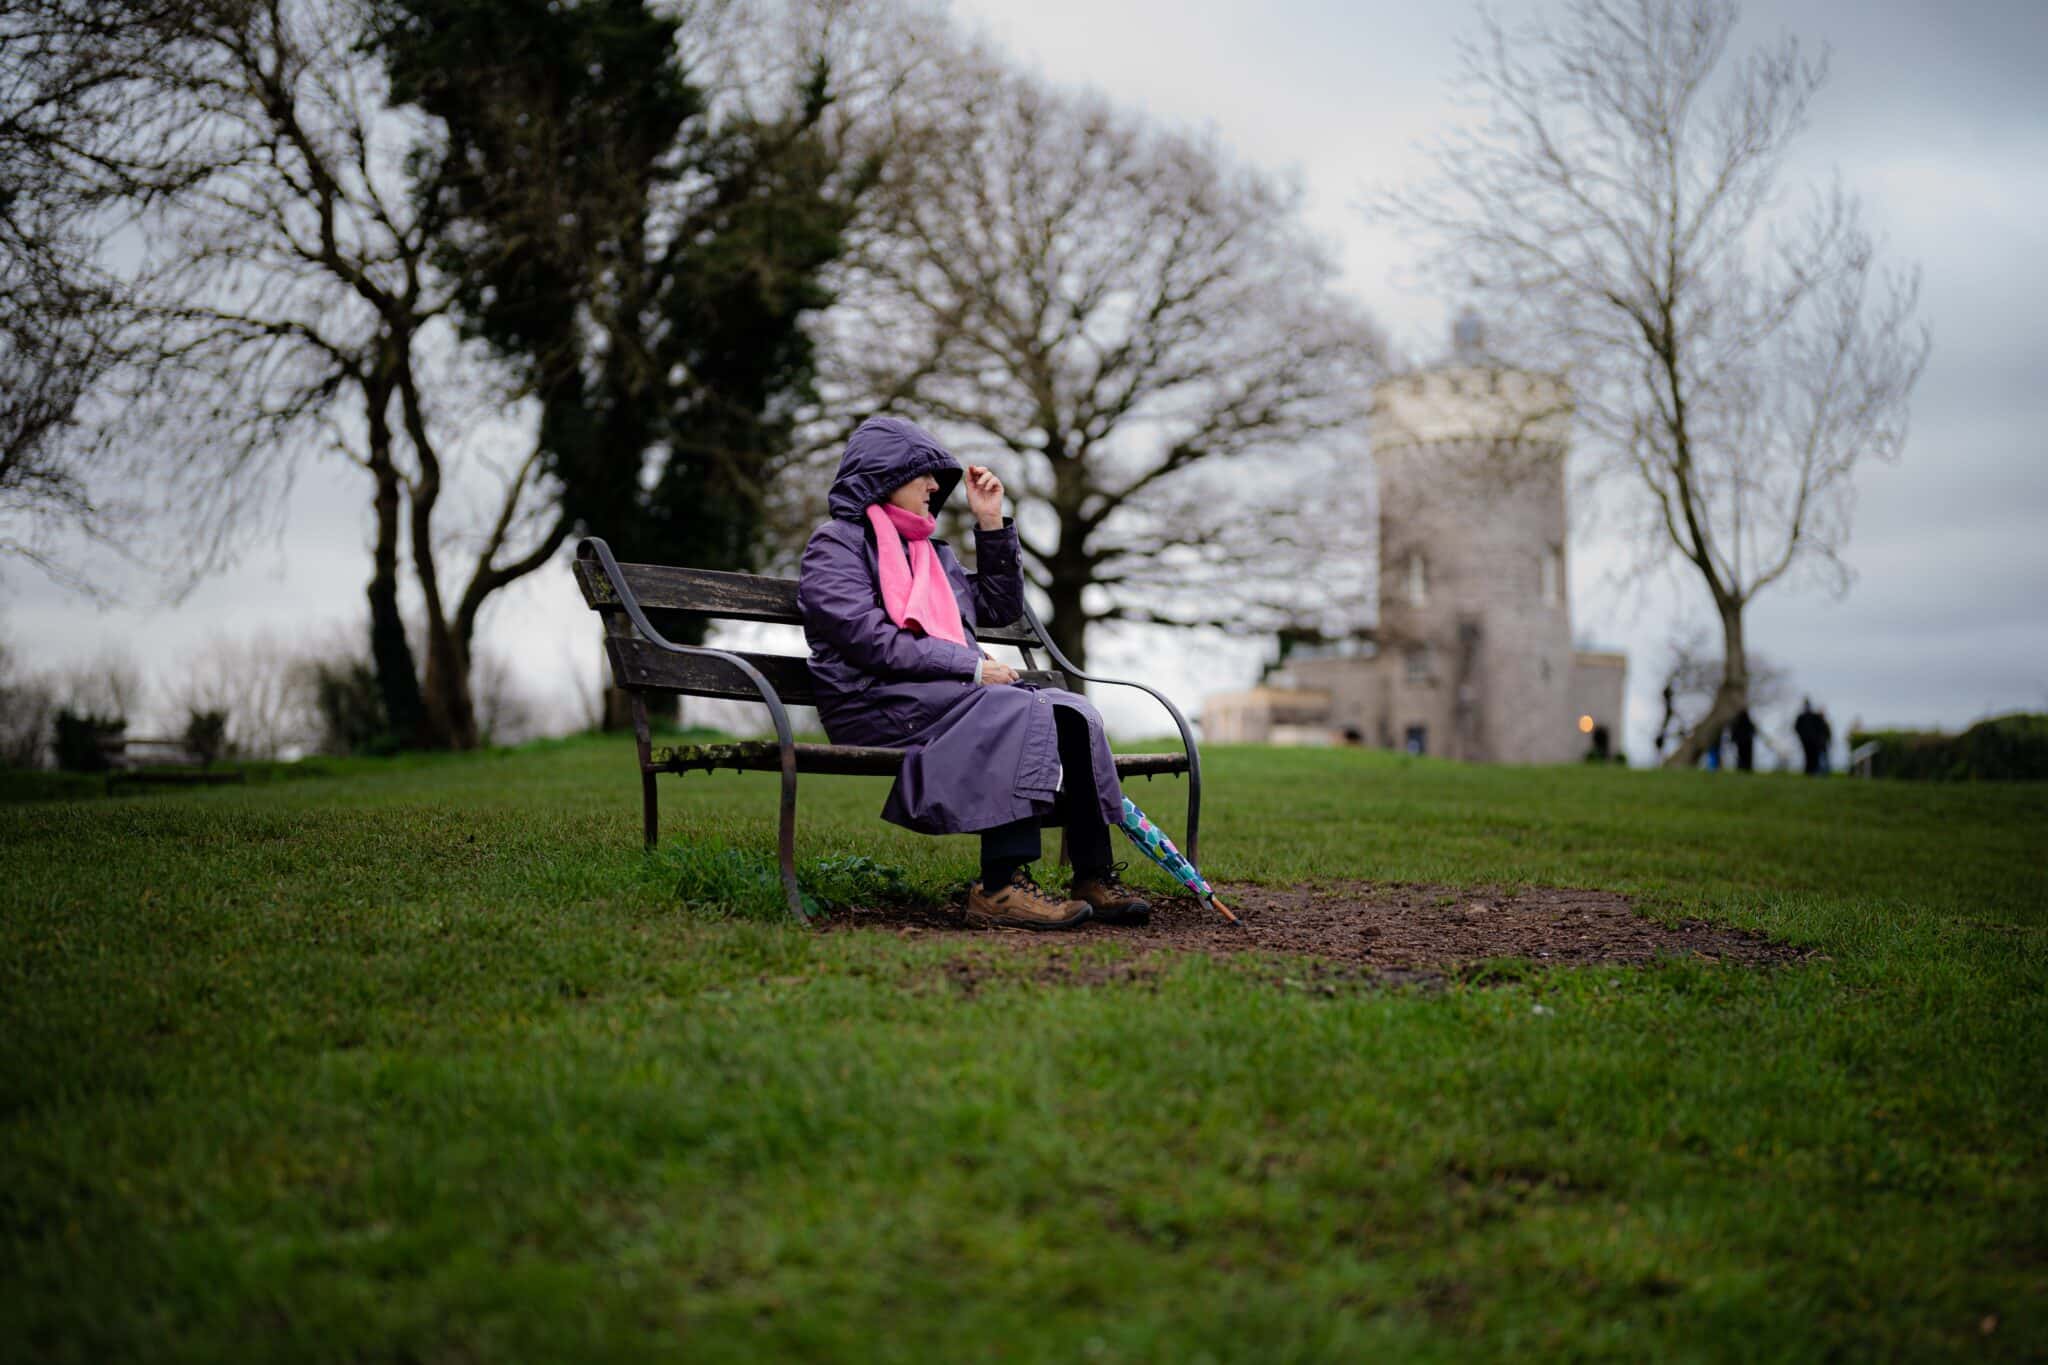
[[1205, 686, 1333, 709]]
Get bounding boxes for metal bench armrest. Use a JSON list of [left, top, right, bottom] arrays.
[[1017, 599, 1205, 863], [579, 537, 806, 919]]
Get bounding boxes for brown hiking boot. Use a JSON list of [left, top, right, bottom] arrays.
[[966, 869, 1091, 930], [1069, 862, 1151, 926]]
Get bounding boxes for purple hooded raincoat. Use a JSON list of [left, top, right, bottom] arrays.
[[797, 417, 1124, 836]]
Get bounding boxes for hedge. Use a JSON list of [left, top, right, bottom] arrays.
[[1849, 712, 2048, 781]]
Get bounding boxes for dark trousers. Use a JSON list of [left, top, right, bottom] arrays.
[[980, 706, 1112, 885]]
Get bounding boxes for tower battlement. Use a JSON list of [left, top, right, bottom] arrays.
[[1370, 367, 1572, 449]]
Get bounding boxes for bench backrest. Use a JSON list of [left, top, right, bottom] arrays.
[[573, 548, 1051, 708]]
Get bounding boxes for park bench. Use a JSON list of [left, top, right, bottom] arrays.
[[574, 536, 1202, 923], [99, 734, 246, 793]]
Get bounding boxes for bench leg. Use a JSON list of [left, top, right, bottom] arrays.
[[628, 690, 661, 850], [775, 748, 804, 922]]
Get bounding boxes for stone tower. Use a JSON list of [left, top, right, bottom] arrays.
[[1366, 313, 1578, 760], [1200, 313, 1626, 760]]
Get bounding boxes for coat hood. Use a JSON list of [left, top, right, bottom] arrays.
[[827, 416, 962, 522]]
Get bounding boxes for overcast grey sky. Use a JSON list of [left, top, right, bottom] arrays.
[[9, 0, 2046, 763]]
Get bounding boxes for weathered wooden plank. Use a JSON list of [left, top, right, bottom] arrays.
[[604, 637, 1068, 705], [604, 640, 819, 705], [653, 741, 902, 776], [575, 557, 1043, 646], [1111, 753, 1192, 778], [574, 558, 798, 621], [650, 738, 1189, 781], [99, 734, 240, 775], [981, 617, 1049, 648]]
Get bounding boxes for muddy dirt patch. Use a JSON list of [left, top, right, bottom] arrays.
[[825, 880, 1813, 986]]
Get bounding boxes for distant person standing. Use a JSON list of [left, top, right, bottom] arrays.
[[1730, 708, 1756, 771], [1701, 722, 1724, 770], [1794, 698, 1832, 775]]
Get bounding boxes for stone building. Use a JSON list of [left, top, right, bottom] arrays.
[[1202, 315, 1627, 762]]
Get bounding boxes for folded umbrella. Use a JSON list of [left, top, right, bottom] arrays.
[[1115, 796, 1241, 927]]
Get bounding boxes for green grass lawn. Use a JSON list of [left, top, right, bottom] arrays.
[[3, 736, 2043, 1361]]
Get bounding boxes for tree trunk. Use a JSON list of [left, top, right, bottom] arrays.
[[364, 375, 425, 747], [367, 534, 424, 748], [1044, 573, 1089, 684], [418, 620, 477, 750], [1040, 479, 1096, 684], [1662, 598, 1750, 769]]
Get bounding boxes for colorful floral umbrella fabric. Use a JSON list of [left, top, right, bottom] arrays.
[[1115, 796, 1240, 926]]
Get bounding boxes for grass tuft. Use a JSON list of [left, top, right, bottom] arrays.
[[658, 841, 941, 921]]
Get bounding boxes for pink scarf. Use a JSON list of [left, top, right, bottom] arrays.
[[865, 503, 967, 645]]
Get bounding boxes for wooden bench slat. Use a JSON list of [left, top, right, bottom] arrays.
[[607, 636, 1068, 705], [575, 558, 1044, 647], [606, 640, 821, 705], [650, 739, 1189, 781], [575, 559, 797, 622], [654, 741, 903, 776]]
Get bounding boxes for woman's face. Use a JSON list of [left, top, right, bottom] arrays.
[[887, 473, 940, 515]]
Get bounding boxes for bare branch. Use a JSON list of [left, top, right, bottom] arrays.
[[823, 47, 1385, 667], [1371, 0, 1927, 766]]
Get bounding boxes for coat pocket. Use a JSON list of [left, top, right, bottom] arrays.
[[1013, 695, 1062, 801]]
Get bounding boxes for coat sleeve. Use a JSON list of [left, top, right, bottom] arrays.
[[969, 520, 1026, 629], [800, 527, 985, 682]]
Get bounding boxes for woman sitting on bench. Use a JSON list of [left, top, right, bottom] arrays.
[[796, 415, 1149, 931]]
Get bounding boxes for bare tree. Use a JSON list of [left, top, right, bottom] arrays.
[[0, 1, 204, 588], [0, 282, 121, 586], [16, 0, 571, 748], [167, 630, 319, 759], [1375, 0, 1928, 766], [820, 54, 1384, 670], [56, 646, 147, 721], [0, 632, 58, 767], [1655, 623, 1789, 756]]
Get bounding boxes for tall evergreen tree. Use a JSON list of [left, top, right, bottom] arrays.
[[374, 0, 870, 634]]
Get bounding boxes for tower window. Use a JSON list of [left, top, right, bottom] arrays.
[[1540, 545, 1563, 605], [1407, 552, 1428, 607], [1404, 644, 1433, 683]]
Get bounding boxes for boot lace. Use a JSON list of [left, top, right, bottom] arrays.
[[1093, 860, 1133, 892]]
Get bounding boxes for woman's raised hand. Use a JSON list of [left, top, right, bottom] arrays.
[[979, 658, 1019, 685], [964, 465, 1004, 530]]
